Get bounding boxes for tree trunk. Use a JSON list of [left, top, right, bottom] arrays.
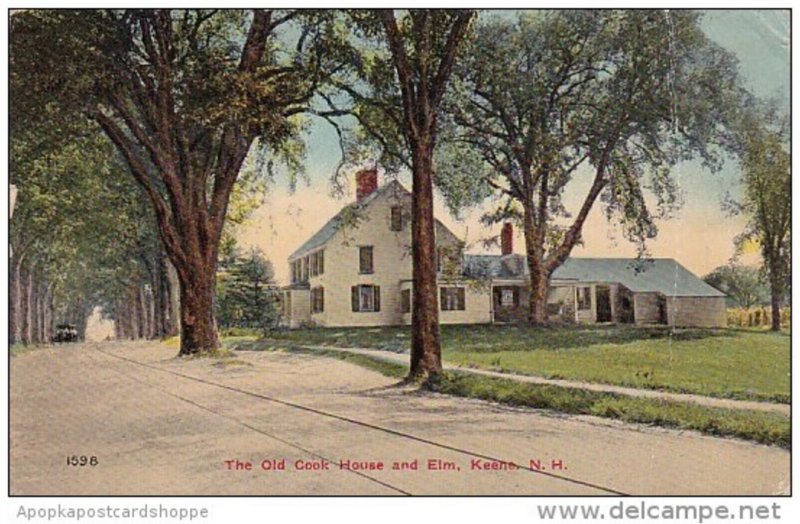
[[36, 279, 47, 344], [45, 284, 55, 343], [177, 262, 219, 355], [527, 267, 549, 326], [522, 205, 549, 325], [408, 146, 442, 379], [121, 296, 133, 339], [9, 254, 23, 344], [165, 258, 180, 338], [147, 284, 156, 339], [114, 303, 124, 340], [30, 275, 41, 344], [136, 284, 148, 339], [152, 254, 167, 338], [770, 276, 782, 332], [20, 264, 32, 345]]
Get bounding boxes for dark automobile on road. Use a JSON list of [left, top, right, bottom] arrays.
[[53, 324, 78, 343]]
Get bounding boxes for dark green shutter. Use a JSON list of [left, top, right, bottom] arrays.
[[374, 286, 381, 312], [351, 286, 359, 312], [458, 287, 466, 310], [513, 286, 520, 307]]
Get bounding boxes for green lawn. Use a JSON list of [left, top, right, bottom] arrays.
[[233, 340, 790, 449], [265, 324, 790, 403]]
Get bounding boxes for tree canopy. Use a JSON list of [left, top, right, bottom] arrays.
[[435, 10, 749, 323], [11, 9, 342, 353]]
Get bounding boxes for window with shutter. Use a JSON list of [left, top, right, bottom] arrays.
[[352, 285, 380, 312]]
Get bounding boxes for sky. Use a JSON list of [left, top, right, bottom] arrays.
[[235, 10, 791, 285]]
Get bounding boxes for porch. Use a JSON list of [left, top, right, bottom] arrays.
[[490, 281, 637, 325]]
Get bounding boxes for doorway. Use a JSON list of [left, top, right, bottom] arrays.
[[596, 285, 612, 323]]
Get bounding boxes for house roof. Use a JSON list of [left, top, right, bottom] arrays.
[[289, 180, 461, 261], [288, 181, 398, 260], [463, 255, 725, 297]]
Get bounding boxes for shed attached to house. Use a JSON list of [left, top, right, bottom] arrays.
[[552, 258, 727, 328], [463, 255, 727, 328]]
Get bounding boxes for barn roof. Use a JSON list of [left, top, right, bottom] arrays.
[[463, 255, 725, 297]]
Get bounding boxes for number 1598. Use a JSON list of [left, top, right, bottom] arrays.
[[66, 455, 98, 466]]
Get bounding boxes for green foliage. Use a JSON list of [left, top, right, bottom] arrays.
[[11, 9, 345, 346], [704, 263, 770, 308], [439, 10, 747, 255], [10, 117, 161, 330], [319, 10, 475, 185], [216, 248, 280, 334], [10, 10, 336, 149], [431, 369, 790, 448], [728, 108, 791, 311]]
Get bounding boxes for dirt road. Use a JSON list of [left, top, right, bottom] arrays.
[[10, 341, 790, 496]]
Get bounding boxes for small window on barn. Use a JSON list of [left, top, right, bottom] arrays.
[[440, 287, 466, 311], [311, 287, 324, 314], [577, 287, 592, 310], [390, 206, 403, 231], [401, 289, 411, 314], [359, 246, 374, 274]]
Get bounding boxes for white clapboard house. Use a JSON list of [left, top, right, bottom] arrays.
[[280, 170, 726, 329]]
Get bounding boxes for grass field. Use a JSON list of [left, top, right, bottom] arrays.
[[265, 324, 790, 403], [233, 340, 790, 449]]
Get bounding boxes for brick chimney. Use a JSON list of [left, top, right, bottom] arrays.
[[356, 168, 378, 203], [501, 222, 513, 255]]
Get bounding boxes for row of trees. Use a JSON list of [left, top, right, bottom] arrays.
[[705, 263, 790, 309], [704, 104, 791, 331], [9, 125, 180, 345], [10, 9, 789, 377]]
